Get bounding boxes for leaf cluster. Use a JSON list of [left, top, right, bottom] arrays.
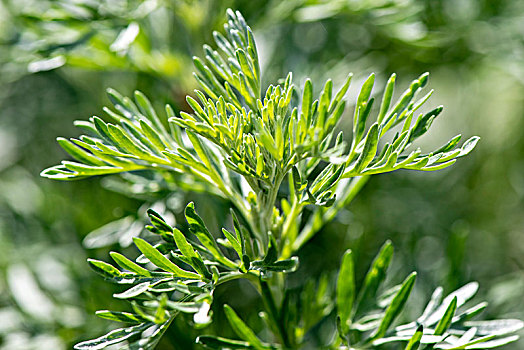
[[77, 204, 298, 349], [335, 242, 523, 349], [39, 8, 522, 350]]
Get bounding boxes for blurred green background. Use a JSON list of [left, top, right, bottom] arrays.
[[0, 0, 523, 349]]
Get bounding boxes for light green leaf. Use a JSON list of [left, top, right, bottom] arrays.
[[88, 259, 123, 280], [95, 310, 148, 324], [337, 249, 355, 336], [377, 73, 396, 124], [133, 237, 200, 279], [74, 323, 148, 350], [110, 252, 151, 276], [173, 228, 211, 279], [354, 123, 379, 173], [113, 282, 151, 299], [224, 305, 268, 350], [464, 319, 524, 336], [371, 272, 417, 340]]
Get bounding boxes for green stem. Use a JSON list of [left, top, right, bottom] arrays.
[[256, 172, 285, 253], [292, 176, 369, 253], [216, 270, 260, 286], [280, 200, 304, 258], [260, 278, 292, 349]]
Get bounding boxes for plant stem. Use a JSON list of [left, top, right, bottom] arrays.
[[280, 199, 304, 258], [292, 176, 369, 253], [260, 278, 292, 349], [256, 171, 285, 253]]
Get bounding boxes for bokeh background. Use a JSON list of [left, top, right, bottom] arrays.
[[0, 0, 523, 349]]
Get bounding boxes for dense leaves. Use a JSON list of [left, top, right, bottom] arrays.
[[336, 242, 523, 349], [38, 8, 522, 350]]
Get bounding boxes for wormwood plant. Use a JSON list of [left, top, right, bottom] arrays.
[[42, 10, 522, 350]]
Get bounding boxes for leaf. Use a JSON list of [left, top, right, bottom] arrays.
[[405, 325, 423, 350], [224, 305, 268, 350], [353, 98, 375, 144], [113, 282, 151, 299], [355, 241, 394, 315], [337, 249, 355, 335], [354, 73, 375, 126], [139, 119, 168, 153], [74, 323, 148, 350], [147, 209, 173, 234], [329, 73, 352, 114], [252, 256, 299, 273], [453, 302, 488, 323], [302, 79, 313, 126], [434, 135, 462, 154], [197, 335, 256, 349], [63, 161, 125, 176], [95, 310, 148, 324], [222, 228, 242, 258], [409, 106, 443, 143], [184, 202, 234, 267], [231, 209, 247, 256], [134, 90, 164, 132], [57, 137, 106, 166], [173, 228, 211, 279], [458, 136, 480, 157], [133, 237, 200, 279], [110, 251, 151, 276], [460, 335, 520, 349], [371, 272, 417, 340], [378, 73, 396, 124], [464, 319, 524, 336], [354, 123, 379, 173], [434, 296, 457, 335], [418, 287, 444, 324], [88, 259, 123, 280], [387, 72, 429, 126], [425, 282, 479, 326]]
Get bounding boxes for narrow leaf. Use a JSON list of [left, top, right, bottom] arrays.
[[224, 305, 268, 350], [110, 252, 151, 276], [337, 249, 355, 335], [434, 296, 458, 335], [133, 237, 200, 279], [371, 272, 417, 340], [74, 324, 148, 350], [355, 241, 394, 314], [405, 325, 423, 350]]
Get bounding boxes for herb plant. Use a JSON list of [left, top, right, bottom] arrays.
[[42, 9, 522, 350]]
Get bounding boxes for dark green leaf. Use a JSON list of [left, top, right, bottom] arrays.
[[434, 296, 457, 335], [405, 325, 423, 350], [355, 240, 394, 315]]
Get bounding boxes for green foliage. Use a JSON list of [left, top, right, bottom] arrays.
[[39, 8, 522, 350], [335, 242, 523, 349]]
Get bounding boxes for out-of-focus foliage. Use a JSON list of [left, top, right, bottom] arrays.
[[1, 0, 523, 349]]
